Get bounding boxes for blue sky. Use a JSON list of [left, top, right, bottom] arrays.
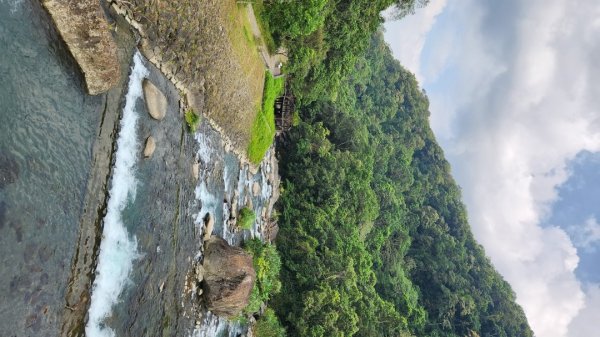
[[545, 151, 600, 284], [384, 1, 600, 336]]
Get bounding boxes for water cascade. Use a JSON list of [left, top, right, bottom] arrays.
[[85, 52, 148, 337]]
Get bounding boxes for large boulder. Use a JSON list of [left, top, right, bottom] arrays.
[[143, 79, 167, 120], [202, 237, 255, 317], [41, 0, 120, 95]]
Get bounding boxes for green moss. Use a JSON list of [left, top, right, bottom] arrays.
[[185, 109, 201, 133], [237, 207, 256, 230], [247, 72, 285, 164]]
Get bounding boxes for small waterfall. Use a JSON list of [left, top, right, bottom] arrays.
[[85, 52, 148, 337]]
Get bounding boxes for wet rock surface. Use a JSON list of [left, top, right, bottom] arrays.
[[58, 7, 137, 336], [102, 55, 200, 337], [202, 237, 256, 317], [41, 0, 120, 94], [0, 152, 19, 189]]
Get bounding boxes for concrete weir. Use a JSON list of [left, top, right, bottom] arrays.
[[40, 0, 120, 95]]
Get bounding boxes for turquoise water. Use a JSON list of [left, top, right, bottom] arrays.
[[0, 0, 104, 335]]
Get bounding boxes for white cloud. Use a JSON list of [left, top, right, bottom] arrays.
[[385, 0, 600, 336], [383, 0, 448, 83], [569, 217, 600, 252], [568, 285, 600, 336]]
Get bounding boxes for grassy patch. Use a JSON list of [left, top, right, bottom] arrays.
[[248, 72, 285, 164], [252, 1, 277, 54], [185, 109, 201, 132], [237, 207, 256, 230], [226, 1, 265, 112]]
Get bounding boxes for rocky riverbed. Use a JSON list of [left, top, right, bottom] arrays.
[[1, 0, 281, 336]]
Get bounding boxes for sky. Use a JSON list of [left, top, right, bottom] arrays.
[[383, 1, 600, 337]]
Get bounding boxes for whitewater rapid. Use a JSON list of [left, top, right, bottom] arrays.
[[85, 52, 148, 337]]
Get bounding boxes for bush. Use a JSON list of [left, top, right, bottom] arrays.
[[238, 207, 256, 230], [253, 308, 286, 337], [185, 109, 201, 132], [243, 239, 282, 314]]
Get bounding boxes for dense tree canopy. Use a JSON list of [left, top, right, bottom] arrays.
[[261, 2, 533, 337]]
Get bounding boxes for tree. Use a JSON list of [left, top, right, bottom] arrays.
[[389, 0, 431, 19]]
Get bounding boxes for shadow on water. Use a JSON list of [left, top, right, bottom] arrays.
[[0, 152, 19, 189]]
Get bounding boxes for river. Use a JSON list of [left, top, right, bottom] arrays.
[[0, 1, 278, 336]]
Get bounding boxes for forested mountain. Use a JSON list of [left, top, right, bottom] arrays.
[[262, 1, 533, 336]]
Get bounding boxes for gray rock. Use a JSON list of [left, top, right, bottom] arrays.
[[202, 237, 256, 317], [143, 136, 156, 158], [143, 79, 167, 120], [203, 213, 214, 242], [195, 265, 205, 282], [192, 161, 200, 180]]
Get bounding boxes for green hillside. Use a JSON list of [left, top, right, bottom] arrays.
[[258, 0, 533, 336]]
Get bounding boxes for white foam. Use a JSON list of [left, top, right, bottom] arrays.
[[85, 52, 148, 337], [191, 311, 244, 337], [194, 131, 215, 166], [223, 160, 233, 197], [236, 165, 248, 206], [194, 181, 218, 225]]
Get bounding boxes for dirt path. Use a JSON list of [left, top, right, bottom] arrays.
[[244, 4, 287, 76]]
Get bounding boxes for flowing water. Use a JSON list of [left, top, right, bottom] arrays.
[[85, 52, 148, 337], [0, 0, 104, 335], [0, 1, 278, 336]]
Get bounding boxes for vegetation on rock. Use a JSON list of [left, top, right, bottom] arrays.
[[238, 207, 257, 230], [243, 239, 282, 314], [185, 109, 201, 133]]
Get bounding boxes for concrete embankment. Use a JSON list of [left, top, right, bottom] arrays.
[[40, 0, 120, 95]]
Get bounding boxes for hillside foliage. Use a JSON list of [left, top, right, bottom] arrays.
[[261, 1, 534, 336]]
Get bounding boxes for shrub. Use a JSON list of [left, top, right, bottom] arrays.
[[238, 207, 256, 230], [185, 109, 201, 132], [253, 308, 286, 337], [243, 239, 282, 314]]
